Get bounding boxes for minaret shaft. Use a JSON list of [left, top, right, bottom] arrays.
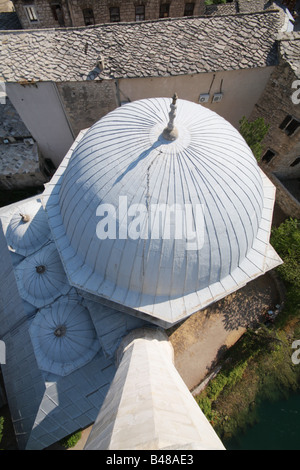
[[84, 328, 226, 450]]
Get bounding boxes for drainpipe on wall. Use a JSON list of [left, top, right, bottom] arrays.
[[115, 79, 131, 107], [115, 79, 121, 107]]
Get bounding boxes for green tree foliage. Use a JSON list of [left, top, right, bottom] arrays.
[[0, 417, 4, 445], [194, 218, 300, 439], [271, 218, 300, 327], [59, 430, 82, 448], [205, 0, 226, 5], [239, 116, 269, 161], [271, 218, 300, 287]]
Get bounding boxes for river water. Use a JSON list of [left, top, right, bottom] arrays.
[[225, 391, 300, 450]]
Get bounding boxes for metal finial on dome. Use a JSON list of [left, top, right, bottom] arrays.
[[162, 93, 179, 141], [36, 265, 46, 274], [20, 213, 31, 223], [54, 325, 67, 338]]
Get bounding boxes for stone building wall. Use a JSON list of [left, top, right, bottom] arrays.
[[11, 0, 207, 29], [205, 2, 237, 16], [0, 97, 30, 141], [56, 80, 118, 137], [11, 0, 274, 29], [0, 97, 48, 189], [238, 0, 266, 13], [267, 172, 300, 218], [54, 65, 274, 146], [10, 0, 287, 29], [0, 141, 48, 190], [12, 0, 73, 28], [250, 42, 300, 179]]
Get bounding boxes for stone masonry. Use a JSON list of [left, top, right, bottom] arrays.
[[250, 32, 300, 178], [249, 31, 300, 217], [0, 97, 48, 189], [10, 0, 271, 30], [0, 141, 47, 189], [11, 0, 207, 29], [56, 80, 118, 137]]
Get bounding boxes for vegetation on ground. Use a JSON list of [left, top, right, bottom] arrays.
[[205, 0, 226, 5], [195, 218, 300, 441], [271, 218, 300, 292], [0, 416, 4, 445], [59, 430, 82, 449]]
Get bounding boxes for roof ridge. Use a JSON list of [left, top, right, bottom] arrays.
[[0, 9, 282, 35]]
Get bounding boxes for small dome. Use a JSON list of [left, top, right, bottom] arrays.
[[15, 241, 71, 308], [44, 98, 277, 325], [5, 199, 51, 256], [29, 296, 100, 376]]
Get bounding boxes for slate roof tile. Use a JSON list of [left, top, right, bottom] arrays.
[[279, 31, 300, 77], [0, 11, 284, 82]]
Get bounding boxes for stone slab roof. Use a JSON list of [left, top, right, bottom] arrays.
[[279, 31, 300, 76], [0, 141, 40, 175], [238, 0, 268, 13], [0, 98, 30, 139], [0, 10, 285, 83]]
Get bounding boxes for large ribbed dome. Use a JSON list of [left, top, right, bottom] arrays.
[[43, 97, 279, 325]]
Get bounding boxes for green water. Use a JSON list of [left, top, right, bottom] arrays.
[[225, 392, 300, 450]]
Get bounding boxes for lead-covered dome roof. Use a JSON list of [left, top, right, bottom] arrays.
[[43, 97, 280, 325], [29, 296, 100, 376], [15, 241, 70, 308], [4, 199, 51, 256]]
